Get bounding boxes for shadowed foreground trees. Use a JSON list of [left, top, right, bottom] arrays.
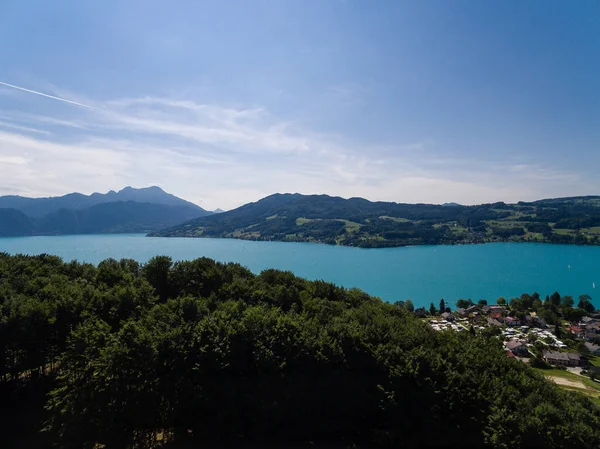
[[1, 253, 600, 448]]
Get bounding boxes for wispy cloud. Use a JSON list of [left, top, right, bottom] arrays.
[[0, 120, 51, 135], [0, 81, 594, 209]]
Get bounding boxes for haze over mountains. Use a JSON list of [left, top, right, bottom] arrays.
[[4, 188, 600, 246], [0, 186, 202, 217], [0, 187, 212, 236]]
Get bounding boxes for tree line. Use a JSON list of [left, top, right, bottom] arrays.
[[2, 253, 600, 448]]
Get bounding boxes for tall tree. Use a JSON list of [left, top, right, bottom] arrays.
[[439, 299, 446, 313], [578, 294, 595, 313], [550, 291, 561, 307], [561, 295, 574, 308], [429, 302, 437, 316], [142, 255, 173, 301]]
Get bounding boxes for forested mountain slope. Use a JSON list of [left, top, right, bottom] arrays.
[[1, 253, 599, 448], [152, 193, 600, 247], [0, 186, 212, 236], [0, 208, 36, 237], [0, 201, 205, 236]]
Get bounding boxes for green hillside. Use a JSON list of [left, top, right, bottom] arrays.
[[151, 193, 600, 247]]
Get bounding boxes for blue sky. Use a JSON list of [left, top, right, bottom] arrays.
[[1, 0, 599, 210]]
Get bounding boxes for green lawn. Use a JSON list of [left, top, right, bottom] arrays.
[[295, 217, 312, 225], [378, 216, 410, 223], [339, 219, 362, 233], [580, 226, 600, 234], [533, 368, 578, 379], [589, 355, 600, 367], [533, 367, 600, 405], [485, 220, 526, 227], [553, 228, 576, 236]]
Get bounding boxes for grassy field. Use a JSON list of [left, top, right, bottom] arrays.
[[295, 217, 362, 233], [338, 219, 362, 233], [553, 228, 577, 236], [378, 216, 411, 223], [580, 226, 600, 234], [534, 367, 600, 405]]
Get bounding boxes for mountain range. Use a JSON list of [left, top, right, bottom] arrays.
[[0, 187, 212, 236], [4, 188, 600, 247], [151, 193, 600, 247]]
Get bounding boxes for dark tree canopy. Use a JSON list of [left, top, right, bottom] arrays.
[[0, 253, 599, 449], [456, 298, 474, 309]]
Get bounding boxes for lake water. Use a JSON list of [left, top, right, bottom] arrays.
[[1, 234, 600, 308]]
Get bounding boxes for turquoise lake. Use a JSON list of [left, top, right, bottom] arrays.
[[1, 234, 600, 308]]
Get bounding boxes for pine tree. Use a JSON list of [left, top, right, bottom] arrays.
[[429, 302, 437, 316]]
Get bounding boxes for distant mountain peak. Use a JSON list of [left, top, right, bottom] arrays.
[[118, 185, 163, 193], [442, 202, 462, 207], [0, 186, 211, 218]]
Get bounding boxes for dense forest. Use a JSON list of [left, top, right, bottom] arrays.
[[2, 253, 600, 448], [152, 193, 600, 248]]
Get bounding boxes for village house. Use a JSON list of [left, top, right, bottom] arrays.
[[466, 304, 479, 314], [441, 312, 455, 322], [505, 316, 521, 326], [487, 317, 503, 327], [589, 322, 600, 333], [505, 340, 529, 357], [567, 325, 584, 338], [543, 350, 581, 367], [586, 332, 600, 342], [488, 305, 506, 314], [585, 342, 600, 355], [490, 311, 504, 321]]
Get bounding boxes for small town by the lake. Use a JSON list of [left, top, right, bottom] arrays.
[[424, 295, 600, 405]]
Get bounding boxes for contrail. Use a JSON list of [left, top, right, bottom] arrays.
[[0, 80, 102, 111]]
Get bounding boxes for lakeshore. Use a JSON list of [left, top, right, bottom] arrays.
[[1, 234, 599, 308]]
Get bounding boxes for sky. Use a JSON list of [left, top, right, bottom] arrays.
[[1, 0, 599, 211]]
